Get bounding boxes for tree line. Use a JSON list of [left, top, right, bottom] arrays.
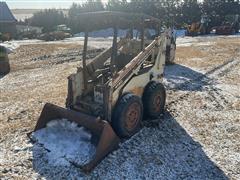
[[27, 0, 240, 33]]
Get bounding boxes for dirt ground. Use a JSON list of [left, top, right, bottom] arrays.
[[0, 35, 239, 179]]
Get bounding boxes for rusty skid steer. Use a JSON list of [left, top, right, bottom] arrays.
[[30, 11, 176, 173]]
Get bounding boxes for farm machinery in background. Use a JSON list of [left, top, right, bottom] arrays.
[[28, 11, 176, 172], [185, 15, 211, 36], [0, 32, 12, 42], [38, 24, 72, 41], [212, 15, 239, 35]]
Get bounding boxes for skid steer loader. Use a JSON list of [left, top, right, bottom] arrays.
[[30, 11, 176, 173]]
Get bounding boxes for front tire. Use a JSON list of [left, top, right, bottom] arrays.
[[112, 93, 143, 138], [143, 82, 166, 119]]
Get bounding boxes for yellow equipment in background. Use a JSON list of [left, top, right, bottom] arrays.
[[186, 15, 211, 36]]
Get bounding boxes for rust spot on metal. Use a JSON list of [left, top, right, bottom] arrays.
[[129, 87, 144, 97], [153, 92, 162, 112], [125, 102, 141, 131]]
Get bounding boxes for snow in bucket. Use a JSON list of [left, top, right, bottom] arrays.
[[32, 119, 96, 167]]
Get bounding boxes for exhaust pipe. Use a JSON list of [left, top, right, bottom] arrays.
[[31, 103, 120, 173]]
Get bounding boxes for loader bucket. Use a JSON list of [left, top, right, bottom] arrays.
[[31, 103, 120, 173]]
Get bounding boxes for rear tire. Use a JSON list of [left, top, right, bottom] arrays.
[[112, 93, 143, 138], [143, 82, 166, 119]]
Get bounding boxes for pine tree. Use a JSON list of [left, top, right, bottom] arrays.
[[106, 0, 128, 11], [202, 0, 240, 26], [181, 0, 201, 24]]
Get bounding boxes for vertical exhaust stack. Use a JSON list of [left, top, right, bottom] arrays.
[[32, 103, 120, 173]]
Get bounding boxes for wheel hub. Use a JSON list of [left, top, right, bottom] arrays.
[[153, 93, 161, 112], [126, 103, 140, 131]]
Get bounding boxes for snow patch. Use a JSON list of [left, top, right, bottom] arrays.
[[176, 30, 186, 37], [177, 37, 215, 47], [0, 42, 19, 53], [216, 84, 240, 97], [32, 119, 95, 167], [1, 37, 113, 50]]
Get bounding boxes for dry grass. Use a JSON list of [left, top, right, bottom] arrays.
[[9, 43, 82, 71], [176, 46, 207, 59], [176, 36, 240, 71]]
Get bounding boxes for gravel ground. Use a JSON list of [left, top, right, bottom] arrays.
[[0, 35, 240, 179]]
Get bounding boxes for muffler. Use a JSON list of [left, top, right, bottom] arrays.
[[30, 103, 120, 173]]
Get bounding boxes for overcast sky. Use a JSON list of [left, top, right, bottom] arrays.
[[5, 0, 109, 9]]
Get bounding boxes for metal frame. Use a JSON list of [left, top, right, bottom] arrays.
[[69, 13, 165, 121]]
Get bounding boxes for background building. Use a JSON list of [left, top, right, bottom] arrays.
[[0, 1, 17, 37]]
